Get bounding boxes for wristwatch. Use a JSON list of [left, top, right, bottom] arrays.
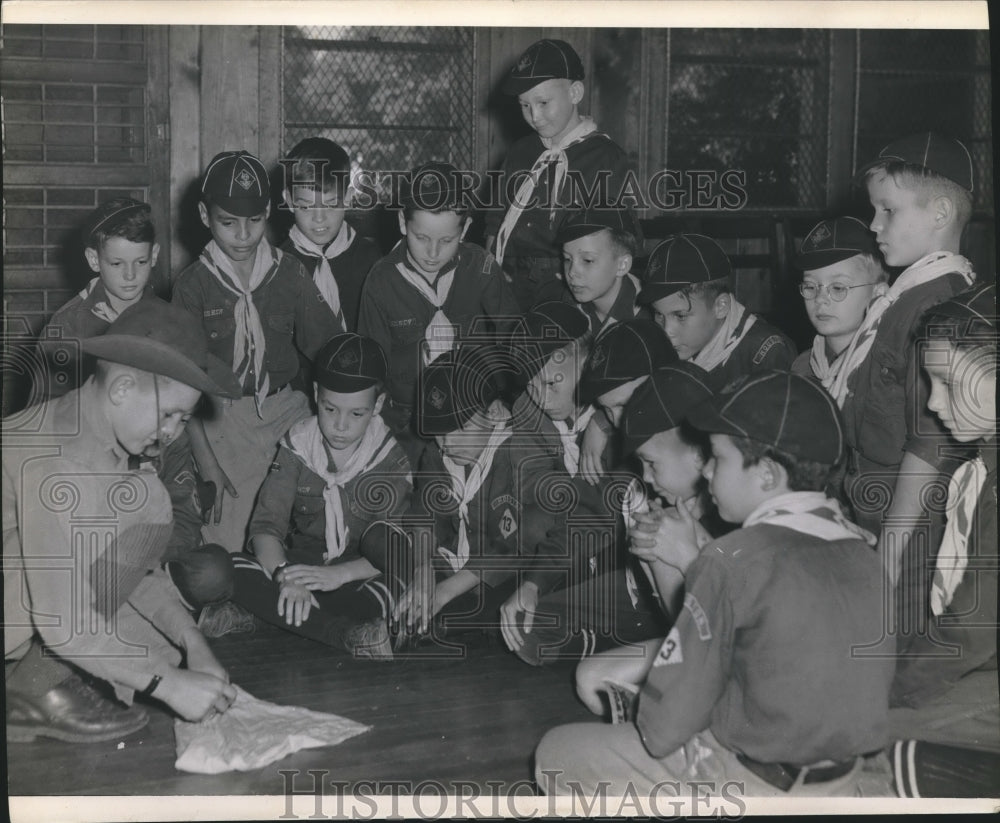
[[272, 561, 290, 584]]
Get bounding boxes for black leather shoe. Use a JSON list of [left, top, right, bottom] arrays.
[[6, 674, 149, 743]]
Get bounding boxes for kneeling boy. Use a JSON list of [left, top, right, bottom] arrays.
[[536, 371, 893, 797]]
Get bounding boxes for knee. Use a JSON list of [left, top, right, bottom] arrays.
[[534, 724, 578, 794], [166, 543, 235, 609]]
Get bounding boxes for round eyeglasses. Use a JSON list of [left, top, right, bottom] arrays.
[[799, 282, 876, 302]]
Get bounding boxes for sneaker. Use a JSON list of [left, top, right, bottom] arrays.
[[197, 601, 257, 638], [7, 674, 149, 743], [343, 617, 394, 661]]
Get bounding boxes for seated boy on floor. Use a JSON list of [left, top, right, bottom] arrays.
[[638, 233, 795, 389], [37, 197, 234, 622], [790, 217, 889, 400], [500, 311, 673, 659], [392, 345, 523, 643], [279, 136, 381, 333], [5, 301, 241, 744], [890, 283, 997, 710], [535, 371, 894, 798], [557, 207, 646, 336], [211, 333, 412, 659], [358, 161, 519, 459]]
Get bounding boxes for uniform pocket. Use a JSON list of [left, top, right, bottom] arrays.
[[203, 314, 236, 343], [267, 313, 295, 336]]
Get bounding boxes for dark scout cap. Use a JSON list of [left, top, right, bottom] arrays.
[[85, 197, 151, 245], [502, 39, 585, 95], [314, 333, 388, 394], [400, 161, 464, 212], [856, 132, 974, 193], [556, 207, 640, 247], [638, 234, 732, 305], [509, 301, 590, 382], [418, 346, 507, 436], [82, 300, 241, 398], [580, 319, 678, 405], [622, 362, 714, 456], [794, 217, 879, 270], [202, 150, 270, 217], [692, 370, 844, 464], [923, 283, 997, 338]]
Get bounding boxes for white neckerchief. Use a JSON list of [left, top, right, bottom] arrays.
[[199, 239, 281, 417], [77, 277, 121, 324], [808, 334, 850, 388], [438, 416, 512, 573], [395, 251, 457, 365], [287, 223, 355, 329], [829, 252, 975, 407], [285, 413, 400, 562], [551, 405, 597, 477], [743, 491, 876, 545], [621, 477, 651, 608], [931, 456, 989, 616], [588, 273, 642, 336], [691, 297, 756, 373], [494, 117, 600, 265]]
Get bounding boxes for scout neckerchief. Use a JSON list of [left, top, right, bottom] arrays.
[[930, 454, 989, 615], [439, 412, 513, 573], [395, 248, 458, 365], [808, 334, 850, 391], [691, 296, 756, 373], [285, 412, 400, 562], [582, 273, 642, 336], [287, 223, 354, 330], [494, 117, 600, 266], [743, 490, 876, 545], [551, 404, 596, 477], [200, 239, 281, 417], [77, 277, 146, 325], [828, 252, 975, 407]]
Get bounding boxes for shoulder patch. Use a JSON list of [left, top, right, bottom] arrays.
[[491, 493, 516, 510], [653, 626, 684, 667], [498, 507, 517, 539], [683, 592, 712, 641], [203, 308, 225, 318], [752, 335, 783, 365]]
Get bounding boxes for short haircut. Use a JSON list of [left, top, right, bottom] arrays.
[[402, 199, 470, 223], [677, 276, 732, 306], [284, 137, 351, 199], [853, 252, 890, 285], [729, 434, 835, 492], [864, 162, 973, 229], [602, 227, 640, 259], [87, 198, 155, 249], [676, 419, 712, 464]]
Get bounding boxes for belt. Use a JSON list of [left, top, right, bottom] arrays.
[[736, 753, 859, 792]]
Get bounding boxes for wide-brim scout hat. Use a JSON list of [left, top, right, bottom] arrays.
[[502, 39, 585, 96], [202, 150, 270, 216], [621, 362, 714, 456], [638, 234, 732, 305], [854, 132, 974, 193], [794, 217, 879, 270], [579, 318, 678, 406], [314, 333, 388, 394], [417, 345, 510, 437], [691, 370, 844, 465], [82, 300, 242, 398], [508, 301, 590, 383], [555, 207, 642, 247]]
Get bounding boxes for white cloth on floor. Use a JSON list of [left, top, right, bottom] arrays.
[[174, 685, 370, 774]]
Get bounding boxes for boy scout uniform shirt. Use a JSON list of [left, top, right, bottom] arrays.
[[280, 231, 381, 333], [485, 132, 632, 263], [357, 241, 520, 410], [249, 432, 412, 562], [637, 522, 893, 765], [410, 441, 522, 588], [841, 272, 972, 475], [706, 315, 797, 392], [2, 380, 193, 698], [561, 273, 649, 336], [172, 252, 341, 394]]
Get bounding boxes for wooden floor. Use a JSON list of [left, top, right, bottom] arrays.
[[7, 622, 594, 796]]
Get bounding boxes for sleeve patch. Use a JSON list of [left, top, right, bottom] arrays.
[[653, 626, 684, 667], [752, 335, 783, 365], [684, 592, 712, 640]]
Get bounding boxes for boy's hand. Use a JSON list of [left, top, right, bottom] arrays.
[[628, 498, 706, 574], [579, 417, 608, 485], [200, 461, 237, 525], [575, 640, 661, 716], [499, 581, 539, 651], [281, 564, 349, 593], [154, 667, 236, 723], [276, 580, 320, 627], [393, 560, 435, 635]]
